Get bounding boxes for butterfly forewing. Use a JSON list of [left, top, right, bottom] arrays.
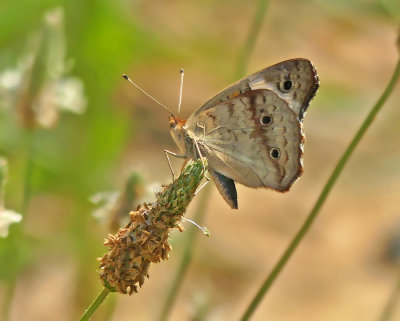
[[193, 59, 318, 122]]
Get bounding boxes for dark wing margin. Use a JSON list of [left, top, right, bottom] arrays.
[[297, 60, 319, 121]]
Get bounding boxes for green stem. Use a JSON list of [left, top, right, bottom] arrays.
[[79, 287, 111, 321], [240, 59, 400, 321], [158, 185, 212, 321], [378, 269, 400, 321], [235, 0, 269, 79], [1, 276, 17, 321], [21, 129, 36, 216], [1, 129, 37, 321]]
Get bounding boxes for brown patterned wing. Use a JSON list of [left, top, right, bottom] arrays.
[[192, 58, 319, 122], [186, 89, 304, 191]]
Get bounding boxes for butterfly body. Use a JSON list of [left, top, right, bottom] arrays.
[[170, 59, 319, 209]]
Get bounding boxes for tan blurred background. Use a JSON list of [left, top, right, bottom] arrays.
[[0, 0, 400, 320]]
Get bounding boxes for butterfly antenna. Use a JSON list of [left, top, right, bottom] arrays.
[[122, 74, 175, 116], [178, 68, 184, 115]]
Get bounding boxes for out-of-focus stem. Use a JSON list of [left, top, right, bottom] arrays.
[[1, 130, 36, 321], [158, 185, 211, 321], [21, 129, 36, 216], [235, 0, 269, 79], [1, 276, 17, 321], [378, 269, 400, 321]]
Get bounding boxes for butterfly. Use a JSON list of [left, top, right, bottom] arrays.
[[167, 59, 319, 209], [124, 58, 319, 209]]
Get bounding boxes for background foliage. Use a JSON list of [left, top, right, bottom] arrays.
[[0, 0, 399, 320]]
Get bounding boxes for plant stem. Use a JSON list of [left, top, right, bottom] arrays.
[[158, 185, 212, 321], [21, 129, 36, 216], [235, 0, 269, 79], [79, 287, 111, 321], [1, 276, 17, 321], [1, 129, 37, 321], [240, 58, 400, 321], [378, 269, 400, 321]]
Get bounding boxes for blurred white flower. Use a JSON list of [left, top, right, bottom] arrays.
[[0, 69, 21, 90], [0, 208, 22, 238], [90, 173, 148, 231], [145, 181, 163, 202], [54, 77, 87, 114], [0, 68, 22, 110], [0, 6, 87, 128], [34, 77, 87, 128], [0, 157, 22, 237], [90, 191, 120, 223]]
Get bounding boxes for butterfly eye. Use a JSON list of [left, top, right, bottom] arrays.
[[278, 80, 293, 92], [270, 148, 280, 160], [260, 115, 272, 125]]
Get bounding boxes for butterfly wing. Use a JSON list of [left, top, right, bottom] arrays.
[[186, 89, 304, 193], [192, 58, 319, 122], [208, 168, 238, 209]]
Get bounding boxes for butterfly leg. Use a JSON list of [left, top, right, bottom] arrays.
[[193, 139, 208, 175], [196, 121, 207, 141], [192, 138, 212, 196], [164, 150, 187, 182], [195, 175, 210, 195]]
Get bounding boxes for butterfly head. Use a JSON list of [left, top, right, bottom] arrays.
[[169, 115, 188, 155]]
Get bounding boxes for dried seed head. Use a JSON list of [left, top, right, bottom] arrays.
[[98, 159, 206, 294]]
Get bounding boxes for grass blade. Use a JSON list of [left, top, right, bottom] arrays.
[[235, 0, 269, 79]]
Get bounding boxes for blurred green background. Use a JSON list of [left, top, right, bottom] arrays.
[[0, 0, 400, 320]]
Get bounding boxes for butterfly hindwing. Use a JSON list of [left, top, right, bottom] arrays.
[[208, 169, 238, 209], [186, 89, 304, 192]]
